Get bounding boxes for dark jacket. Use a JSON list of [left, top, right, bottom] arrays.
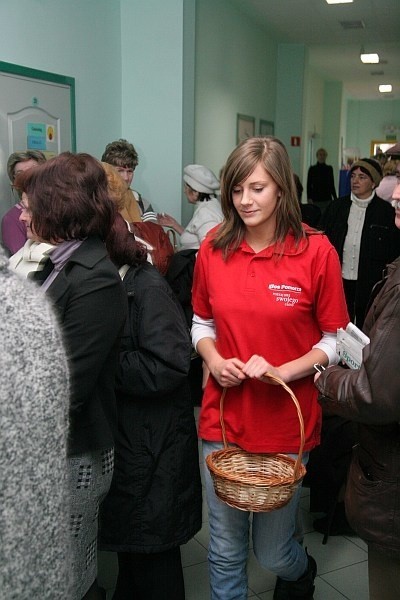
[[316, 257, 400, 557], [99, 262, 202, 553], [307, 162, 337, 203], [46, 236, 127, 455], [320, 194, 400, 320]]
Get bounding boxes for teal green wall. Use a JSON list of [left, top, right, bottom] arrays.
[[0, 0, 398, 223], [323, 81, 343, 191], [302, 67, 324, 195], [195, 0, 278, 175], [0, 0, 121, 159], [346, 99, 400, 158], [275, 44, 307, 176], [119, 0, 191, 217]]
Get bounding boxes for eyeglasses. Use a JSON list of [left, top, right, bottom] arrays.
[[350, 173, 370, 182]]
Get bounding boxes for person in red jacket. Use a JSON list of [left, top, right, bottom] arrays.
[[191, 136, 349, 600]]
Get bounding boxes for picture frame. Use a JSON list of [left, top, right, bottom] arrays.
[[259, 119, 274, 136], [236, 113, 255, 144]]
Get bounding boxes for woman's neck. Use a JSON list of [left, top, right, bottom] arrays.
[[244, 227, 275, 253]]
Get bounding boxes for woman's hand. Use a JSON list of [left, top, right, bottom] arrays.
[[157, 213, 184, 234], [208, 356, 246, 388], [241, 354, 282, 383]]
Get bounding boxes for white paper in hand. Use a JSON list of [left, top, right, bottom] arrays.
[[336, 323, 370, 369]]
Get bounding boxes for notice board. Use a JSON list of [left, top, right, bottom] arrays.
[[0, 61, 76, 225]]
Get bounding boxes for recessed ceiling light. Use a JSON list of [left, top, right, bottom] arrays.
[[360, 53, 380, 64], [379, 84, 392, 93], [326, 0, 353, 4]]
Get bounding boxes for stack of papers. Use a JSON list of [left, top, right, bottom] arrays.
[[336, 322, 370, 370]]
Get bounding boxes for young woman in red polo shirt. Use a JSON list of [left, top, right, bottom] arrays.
[[191, 136, 349, 600]]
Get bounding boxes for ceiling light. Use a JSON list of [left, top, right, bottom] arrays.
[[379, 84, 392, 93], [360, 52, 379, 64], [326, 0, 353, 4]]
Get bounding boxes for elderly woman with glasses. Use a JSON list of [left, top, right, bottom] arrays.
[[320, 157, 400, 328]]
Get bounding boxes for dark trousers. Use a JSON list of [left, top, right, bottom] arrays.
[[342, 278, 367, 328], [112, 547, 185, 600]]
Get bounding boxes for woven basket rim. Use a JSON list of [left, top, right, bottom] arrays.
[[206, 449, 306, 488], [206, 373, 307, 511]]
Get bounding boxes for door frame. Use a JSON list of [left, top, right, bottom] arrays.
[[0, 60, 76, 151]]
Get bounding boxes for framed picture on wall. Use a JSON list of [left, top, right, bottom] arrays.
[[237, 113, 255, 144], [259, 119, 274, 136]]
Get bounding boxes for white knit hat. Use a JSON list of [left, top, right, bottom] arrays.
[[183, 164, 220, 194]]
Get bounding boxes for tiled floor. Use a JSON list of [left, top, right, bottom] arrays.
[[98, 408, 369, 599]]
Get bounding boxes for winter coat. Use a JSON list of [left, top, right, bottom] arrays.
[[316, 256, 400, 557], [0, 248, 72, 599], [99, 262, 202, 553], [320, 194, 400, 321], [45, 236, 127, 455]]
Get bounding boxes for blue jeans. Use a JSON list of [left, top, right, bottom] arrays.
[[203, 440, 309, 600]]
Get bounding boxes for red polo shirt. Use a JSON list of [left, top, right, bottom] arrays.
[[192, 229, 349, 454]]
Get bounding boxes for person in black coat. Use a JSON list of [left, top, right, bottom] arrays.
[[307, 148, 337, 214], [100, 214, 202, 600], [16, 153, 128, 600], [320, 157, 400, 328]]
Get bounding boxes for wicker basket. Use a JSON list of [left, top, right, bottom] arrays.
[[206, 373, 306, 512]]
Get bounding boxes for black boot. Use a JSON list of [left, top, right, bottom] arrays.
[[273, 554, 317, 599]]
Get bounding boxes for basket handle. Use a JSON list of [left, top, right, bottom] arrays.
[[219, 372, 305, 482]]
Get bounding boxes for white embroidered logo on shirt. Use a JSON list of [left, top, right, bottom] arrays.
[[268, 283, 301, 307]]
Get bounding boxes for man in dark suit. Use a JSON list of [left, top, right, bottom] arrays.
[[307, 148, 337, 214]]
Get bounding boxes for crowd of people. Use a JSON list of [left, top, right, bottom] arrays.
[[1, 135, 399, 600]]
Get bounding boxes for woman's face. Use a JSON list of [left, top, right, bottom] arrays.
[[350, 168, 375, 199], [19, 192, 38, 241], [115, 165, 135, 187], [184, 182, 200, 204], [232, 161, 280, 235]]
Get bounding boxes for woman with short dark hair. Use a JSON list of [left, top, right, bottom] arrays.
[[16, 152, 127, 600]]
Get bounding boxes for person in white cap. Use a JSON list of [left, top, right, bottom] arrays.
[[157, 164, 223, 250]]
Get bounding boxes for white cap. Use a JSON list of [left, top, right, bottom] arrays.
[[183, 164, 219, 194]]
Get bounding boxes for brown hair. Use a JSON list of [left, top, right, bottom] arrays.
[[105, 213, 148, 268], [15, 152, 116, 242], [7, 150, 46, 181], [101, 138, 139, 169], [213, 136, 304, 258]]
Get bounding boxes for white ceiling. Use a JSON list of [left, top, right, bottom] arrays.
[[229, 0, 400, 101]]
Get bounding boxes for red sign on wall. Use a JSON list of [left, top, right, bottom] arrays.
[[291, 136, 301, 147]]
